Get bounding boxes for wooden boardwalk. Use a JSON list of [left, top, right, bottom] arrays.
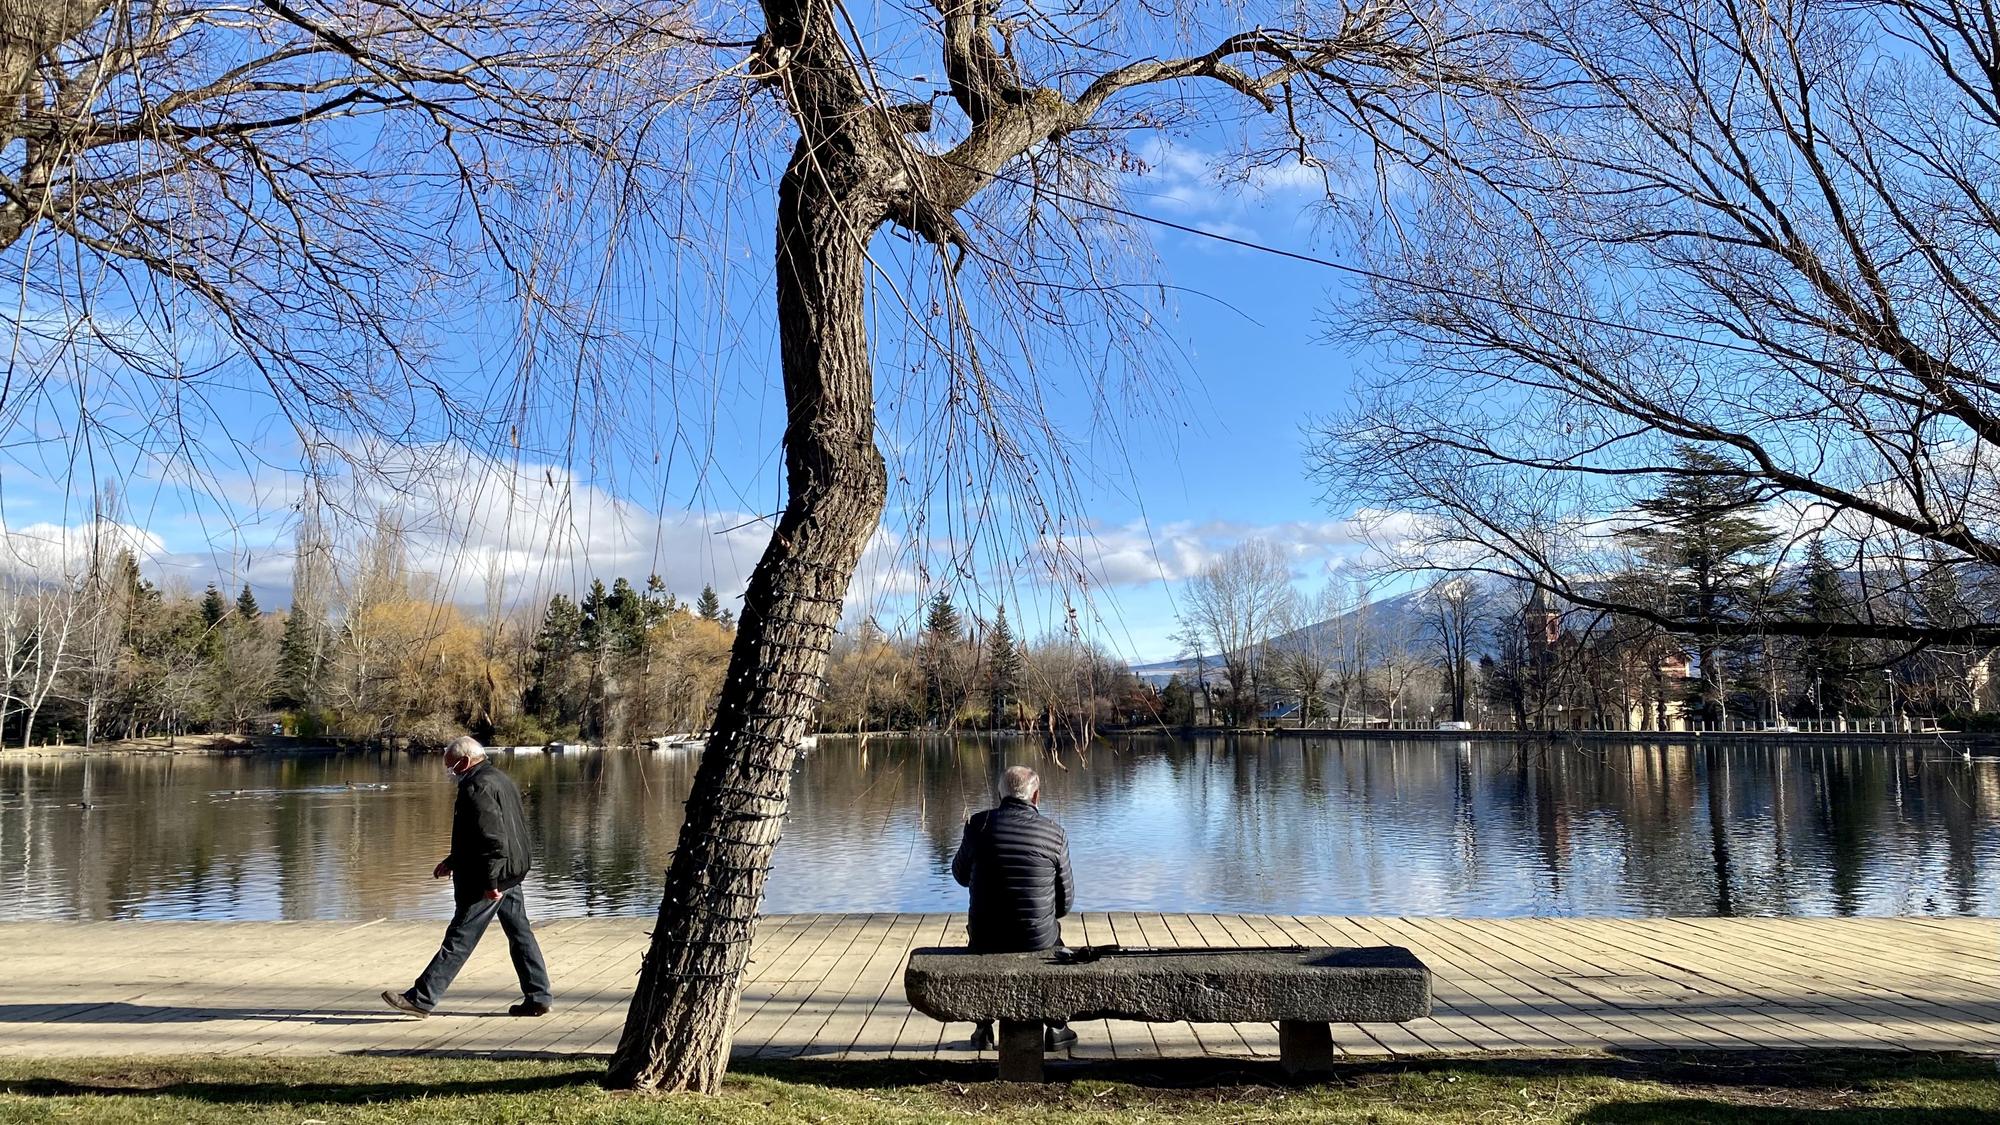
[[1, 915, 1995, 1060]]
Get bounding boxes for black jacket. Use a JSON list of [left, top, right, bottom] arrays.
[[951, 797, 1075, 952], [449, 761, 533, 902]]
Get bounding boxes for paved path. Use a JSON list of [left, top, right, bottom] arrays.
[[1, 915, 1995, 1060]]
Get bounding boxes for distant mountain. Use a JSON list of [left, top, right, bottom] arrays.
[[1130, 585, 1499, 686]]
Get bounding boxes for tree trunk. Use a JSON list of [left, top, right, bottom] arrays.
[[608, 134, 888, 1093]]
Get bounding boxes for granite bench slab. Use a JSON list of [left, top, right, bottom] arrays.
[[904, 945, 1432, 1080]]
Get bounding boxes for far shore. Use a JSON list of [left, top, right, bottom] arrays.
[[6, 725, 1988, 760], [0, 733, 348, 760]]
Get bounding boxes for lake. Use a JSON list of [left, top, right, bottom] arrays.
[[2, 736, 1995, 921]]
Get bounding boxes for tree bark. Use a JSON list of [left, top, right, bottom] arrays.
[[607, 129, 888, 1092]]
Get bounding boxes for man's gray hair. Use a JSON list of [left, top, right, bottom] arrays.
[[1001, 765, 1040, 802], [444, 735, 486, 763]]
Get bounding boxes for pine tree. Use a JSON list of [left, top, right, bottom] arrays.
[[201, 584, 227, 628], [1160, 674, 1197, 728], [1798, 539, 1859, 720], [1624, 446, 1779, 723], [920, 591, 965, 728], [235, 584, 260, 622], [276, 603, 326, 710], [580, 579, 613, 651], [695, 584, 721, 622], [608, 577, 647, 652], [985, 604, 1020, 728], [528, 594, 585, 725], [644, 574, 680, 627]]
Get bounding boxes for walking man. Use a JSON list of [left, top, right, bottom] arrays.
[[383, 736, 552, 1017], [951, 764, 1077, 1051]]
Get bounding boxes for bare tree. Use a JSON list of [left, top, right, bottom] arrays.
[[1425, 576, 1485, 723], [1314, 0, 2000, 647], [1268, 581, 1343, 725], [1177, 538, 1296, 725], [1328, 567, 1372, 721], [609, 1, 1508, 1092], [3, 1, 692, 500]]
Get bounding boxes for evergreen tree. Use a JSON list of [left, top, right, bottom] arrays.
[[920, 591, 965, 728], [234, 584, 260, 622], [1797, 539, 1859, 720], [528, 593, 585, 725], [717, 608, 735, 629], [985, 605, 1020, 728], [643, 574, 680, 628], [276, 604, 326, 709], [1160, 674, 1197, 728], [200, 584, 227, 629], [695, 584, 722, 622], [579, 579, 612, 647], [1624, 446, 1779, 723], [608, 577, 647, 653], [198, 584, 228, 660]]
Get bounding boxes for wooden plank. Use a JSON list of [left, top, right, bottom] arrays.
[[1354, 916, 1561, 1052], [841, 914, 929, 1061], [3, 917, 1996, 1062]]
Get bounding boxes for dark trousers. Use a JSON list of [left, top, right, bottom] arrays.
[[408, 884, 551, 1011]]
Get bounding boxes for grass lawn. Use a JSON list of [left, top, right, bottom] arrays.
[[0, 1051, 1995, 1123]]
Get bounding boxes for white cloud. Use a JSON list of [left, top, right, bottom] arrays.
[[1057, 510, 1424, 590], [0, 520, 167, 580], [0, 444, 928, 618], [1127, 138, 1327, 221]]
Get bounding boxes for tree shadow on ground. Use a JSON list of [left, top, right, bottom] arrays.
[[0, 1003, 415, 1026], [0, 1067, 598, 1105], [740, 1048, 1995, 1093], [0, 1049, 1991, 1113]]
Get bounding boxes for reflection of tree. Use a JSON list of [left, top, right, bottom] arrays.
[[0, 738, 1993, 921]]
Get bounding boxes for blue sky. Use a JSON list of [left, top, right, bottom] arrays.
[[0, 136, 1408, 665]]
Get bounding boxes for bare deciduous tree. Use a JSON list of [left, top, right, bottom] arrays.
[[1314, 0, 2000, 646], [1268, 581, 1344, 725], [3, 0, 691, 492], [610, 0, 1508, 1092], [1177, 538, 1295, 725], [1425, 576, 1484, 723]]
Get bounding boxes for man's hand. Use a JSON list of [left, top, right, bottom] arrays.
[[484, 888, 503, 902], [433, 859, 452, 879]]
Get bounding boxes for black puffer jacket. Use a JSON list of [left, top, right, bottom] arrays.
[[951, 797, 1075, 952], [449, 761, 533, 903]]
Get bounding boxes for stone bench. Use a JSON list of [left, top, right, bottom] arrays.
[[903, 944, 1432, 1081]]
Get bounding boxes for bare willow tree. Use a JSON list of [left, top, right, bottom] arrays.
[[1314, 0, 2000, 647], [608, 1, 1508, 1092], [1, 0, 691, 494]]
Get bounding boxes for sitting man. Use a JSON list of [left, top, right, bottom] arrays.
[[951, 764, 1077, 1051]]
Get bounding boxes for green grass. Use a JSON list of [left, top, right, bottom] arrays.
[[0, 1051, 1995, 1123]]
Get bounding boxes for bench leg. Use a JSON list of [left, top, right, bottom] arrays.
[[997, 1019, 1045, 1082], [1278, 1020, 1335, 1076]]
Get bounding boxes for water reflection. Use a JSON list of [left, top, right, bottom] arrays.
[[2, 738, 1996, 921]]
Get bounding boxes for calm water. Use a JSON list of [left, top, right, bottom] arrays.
[[2, 737, 1996, 921]]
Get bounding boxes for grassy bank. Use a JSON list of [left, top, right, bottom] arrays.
[[1, 1051, 1995, 1123]]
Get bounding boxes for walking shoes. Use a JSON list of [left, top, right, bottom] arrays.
[[380, 990, 430, 1018]]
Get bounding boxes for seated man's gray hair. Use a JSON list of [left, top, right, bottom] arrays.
[[444, 735, 486, 763], [1001, 765, 1040, 802]]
